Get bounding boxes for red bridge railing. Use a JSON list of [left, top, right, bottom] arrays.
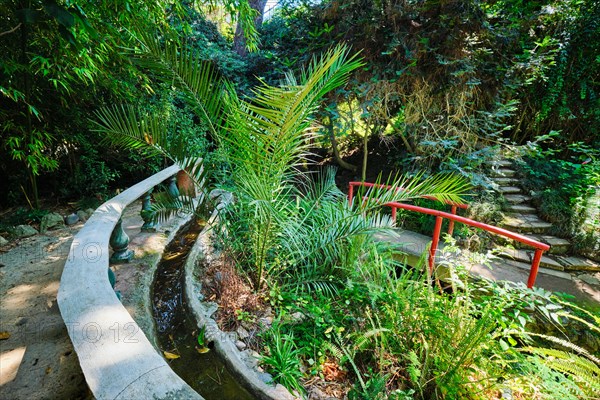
[[348, 182, 549, 288]]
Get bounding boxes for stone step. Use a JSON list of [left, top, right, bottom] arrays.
[[495, 248, 600, 272], [499, 186, 522, 195], [504, 194, 532, 204], [506, 204, 537, 214], [496, 248, 565, 271], [493, 159, 514, 168], [540, 255, 566, 271], [502, 213, 553, 234], [556, 256, 600, 272], [491, 168, 517, 177], [505, 235, 571, 255], [492, 177, 520, 186], [496, 257, 572, 280]]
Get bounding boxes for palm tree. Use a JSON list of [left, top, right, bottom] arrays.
[[92, 33, 471, 291]]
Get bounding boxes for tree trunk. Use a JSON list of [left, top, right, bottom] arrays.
[[326, 116, 358, 172], [233, 0, 267, 57], [361, 126, 369, 182]]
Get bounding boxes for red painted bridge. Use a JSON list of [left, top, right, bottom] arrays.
[[349, 181, 600, 307]]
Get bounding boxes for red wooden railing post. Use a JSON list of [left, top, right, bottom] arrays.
[[528, 248, 544, 289], [447, 205, 457, 236], [391, 206, 397, 226], [429, 216, 444, 274], [348, 184, 354, 206]]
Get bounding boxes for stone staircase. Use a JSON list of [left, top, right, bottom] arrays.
[[490, 159, 599, 273]]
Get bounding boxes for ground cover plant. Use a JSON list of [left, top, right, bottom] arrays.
[[515, 138, 600, 260]]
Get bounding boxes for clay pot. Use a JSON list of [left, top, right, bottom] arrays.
[[176, 170, 196, 197]]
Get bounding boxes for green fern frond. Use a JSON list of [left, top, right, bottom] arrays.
[[523, 332, 600, 364], [353, 328, 391, 351], [521, 346, 600, 395]]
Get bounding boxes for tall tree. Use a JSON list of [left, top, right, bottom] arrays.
[[233, 0, 266, 56]]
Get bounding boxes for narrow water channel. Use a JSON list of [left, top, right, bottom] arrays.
[[152, 219, 255, 400]]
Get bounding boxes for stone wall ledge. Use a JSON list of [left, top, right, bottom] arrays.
[[57, 165, 203, 400]]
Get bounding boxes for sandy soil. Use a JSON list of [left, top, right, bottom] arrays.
[[0, 222, 91, 400], [0, 199, 199, 400]]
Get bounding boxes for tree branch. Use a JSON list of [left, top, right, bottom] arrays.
[[0, 23, 22, 37]]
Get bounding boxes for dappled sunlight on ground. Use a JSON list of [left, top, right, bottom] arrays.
[[0, 224, 91, 399], [0, 347, 26, 386]]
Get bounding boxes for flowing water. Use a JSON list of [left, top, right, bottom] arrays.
[[152, 219, 255, 400]]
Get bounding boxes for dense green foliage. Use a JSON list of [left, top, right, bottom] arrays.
[[259, 0, 599, 180], [2, 0, 597, 211], [2, 1, 599, 398], [0, 0, 261, 208], [517, 138, 600, 257], [94, 25, 598, 398]]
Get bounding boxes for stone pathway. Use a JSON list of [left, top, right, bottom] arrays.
[[384, 230, 600, 310], [0, 222, 90, 400], [490, 158, 599, 272]]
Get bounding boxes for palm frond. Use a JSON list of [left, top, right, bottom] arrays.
[[355, 171, 472, 213], [150, 193, 201, 223], [223, 44, 363, 181], [92, 104, 207, 188], [131, 31, 228, 141], [92, 104, 166, 156]]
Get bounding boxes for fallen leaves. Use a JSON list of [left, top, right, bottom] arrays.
[[0, 331, 10, 340], [163, 351, 180, 360], [323, 359, 346, 382]]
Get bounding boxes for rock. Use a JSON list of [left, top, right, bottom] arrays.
[[40, 212, 64, 233], [14, 225, 38, 238], [0, 236, 8, 246], [209, 189, 234, 210], [309, 386, 337, 400], [258, 317, 273, 329], [236, 326, 250, 340], [15, 317, 28, 326], [290, 312, 305, 323], [76, 210, 89, 222], [578, 273, 600, 286], [257, 372, 273, 384], [241, 320, 255, 331], [501, 387, 513, 399], [582, 331, 600, 353], [235, 340, 247, 351], [64, 213, 79, 225], [85, 208, 96, 216]]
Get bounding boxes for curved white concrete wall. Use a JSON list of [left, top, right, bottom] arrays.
[[58, 165, 202, 400]]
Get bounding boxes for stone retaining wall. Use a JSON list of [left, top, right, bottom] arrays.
[[184, 190, 297, 400]]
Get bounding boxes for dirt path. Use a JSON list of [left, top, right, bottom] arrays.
[[0, 222, 91, 400], [0, 201, 190, 400]]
